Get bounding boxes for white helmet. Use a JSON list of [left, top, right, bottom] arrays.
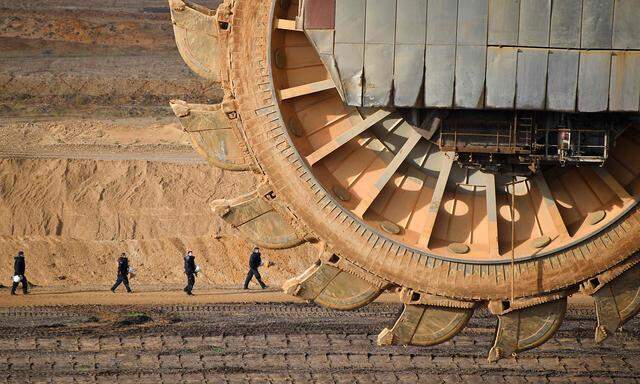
[[195, 265, 201, 273], [128, 267, 135, 274], [12, 275, 21, 283]]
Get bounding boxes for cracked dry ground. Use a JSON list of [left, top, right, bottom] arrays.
[[0, 303, 638, 383]]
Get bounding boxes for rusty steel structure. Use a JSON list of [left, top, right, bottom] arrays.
[[167, 0, 640, 361]]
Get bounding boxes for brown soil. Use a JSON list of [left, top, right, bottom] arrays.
[[0, 0, 317, 289], [0, 302, 638, 383]]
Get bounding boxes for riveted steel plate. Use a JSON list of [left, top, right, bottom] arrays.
[[457, 0, 489, 46], [578, 51, 612, 112], [516, 49, 548, 109], [486, 47, 517, 108], [613, 0, 640, 50], [455, 46, 487, 108], [335, 0, 365, 44], [609, 52, 640, 112], [518, 0, 551, 47], [550, 0, 582, 48], [488, 0, 520, 45], [546, 50, 579, 111], [424, 45, 456, 107], [581, 0, 614, 49]]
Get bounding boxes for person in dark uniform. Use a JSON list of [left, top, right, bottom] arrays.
[[111, 253, 133, 293], [183, 250, 197, 295], [243, 247, 267, 289], [11, 251, 28, 295]]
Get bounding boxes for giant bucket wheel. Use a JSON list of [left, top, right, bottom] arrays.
[[167, 0, 640, 361]]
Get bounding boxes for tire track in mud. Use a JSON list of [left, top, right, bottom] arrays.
[[0, 303, 638, 383]]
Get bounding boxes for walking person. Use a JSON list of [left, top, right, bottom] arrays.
[[111, 253, 133, 293], [243, 246, 268, 290], [183, 250, 198, 295], [11, 251, 28, 295]]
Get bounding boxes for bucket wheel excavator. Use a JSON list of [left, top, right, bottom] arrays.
[[168, 0, 640, 361]]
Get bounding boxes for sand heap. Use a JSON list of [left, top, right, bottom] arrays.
[[0, 158, 317, 287]]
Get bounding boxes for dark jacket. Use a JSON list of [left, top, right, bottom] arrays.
[[117, 257, 129, 275], [249, 251, 262, 269], [14, 255, 25, 275], [184, 255, 196, 274]]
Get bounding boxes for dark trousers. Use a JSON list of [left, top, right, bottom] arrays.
[[11, 275, 28, 294], [111, 274, 131, 292], [244, 268, 266, 289], [184, 273, 195, 293]]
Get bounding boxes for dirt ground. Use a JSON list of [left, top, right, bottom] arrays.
[[0, 300, 638, 383]]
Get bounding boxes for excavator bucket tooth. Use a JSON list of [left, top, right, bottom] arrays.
[[212, 185, 304, 249], [168, 0, 220, 80], [170, 100, 256, 171], [488, 297, 567, 362], [587, 262, 640, 343], [377, 303, 474, 347], [283, 259, 384, 311]]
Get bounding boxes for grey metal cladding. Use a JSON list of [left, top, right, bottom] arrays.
[[334, 43, 365, 106], [426, 0, 458, 45], [364, 44, 395, 106], [578, 51, 612, 112], [486, 47, 517, 108], [396, 0, 427, 44], [335, 0, 366, 44], [609, 52, 640, 111], [365, 0, 396, 44], [613, 0, 640, 50], [516, 49, 548, 109], [424, 45, 456, 107], [488, 0, 520, 45], [581, 0, 614, 49], [394, 44, 426, 106], [546, 50, 579, 111], [394, 0, 427, 107], [549, 0, 582, 48], [457, 0, 489, 46], [518, 0, 551, 47], [455, 46, 487, 108]]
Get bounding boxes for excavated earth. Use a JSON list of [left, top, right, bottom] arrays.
[[0, 1, 639, 382]]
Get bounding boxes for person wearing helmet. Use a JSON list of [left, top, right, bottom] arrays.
[[11, 251, 28, 295], [243, 246, 267, 290], [111, 252, 133, 293], [183, 250, 197, 295]]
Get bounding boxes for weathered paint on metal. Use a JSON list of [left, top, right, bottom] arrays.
[[486, 47, 517, 108], [455, 46, 486, 108], [426, 0, 458, 45], [488, 0, 520, 46], [578, 51, 612, 112], [364, 44, 395, 106], [516, 48, 548, 109], [581, 0, 614, 49], [518, 0, 551, 47], [334, 43, 365, 106], [613, 0, 640, 50], [549, 0, 582, 48], [394, 44, 426, 106], [609, 52, 640, 111], [335, 0, 365, 44], [304, 0, 335, 29], [457, 0, 489, 46], [425, 45, 456, 107], [546, 50, 579, 111]]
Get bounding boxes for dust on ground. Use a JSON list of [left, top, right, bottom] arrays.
[[0, 301, 638, 383]]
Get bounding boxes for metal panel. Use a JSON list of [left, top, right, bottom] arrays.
[[515, 49, 548, 109], [394, 44, 426, 106], [364, 44, 394, 106], [365, 0, 396, 44], [488, 0, 520, 45], [424, 45, 456, 107], [334, 43, 364, 105], [305, 0, 335, 29], [396, 0, 427, 44], [455, 46, 487, 108], [613, 0, 640, 50], [549, 0, 582, 48], [518, 0, 551, 47], [457, 0, 489, 46], [581, 0, 614, 49], [546, 50, 579, 111], [426, 0, 458, 44], [335, 0, 365, 44], [609, 52, 640, 112], [578, 51, 612, 112], [486, 47, 517, 108]]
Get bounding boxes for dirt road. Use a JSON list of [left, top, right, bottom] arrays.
[[0, 301, 638, 383]]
